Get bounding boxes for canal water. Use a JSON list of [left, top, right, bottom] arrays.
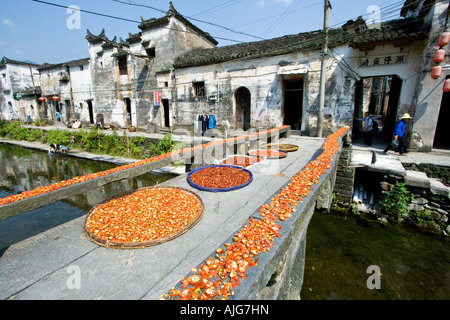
[[0, 143, 176, 254], [301, 211, 450, 300]]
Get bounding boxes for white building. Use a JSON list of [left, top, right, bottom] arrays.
[[38, 58, 91, 124], [84, 1, 449, 152], [0, 57, 41, 122], [1, 0, 448, 152]]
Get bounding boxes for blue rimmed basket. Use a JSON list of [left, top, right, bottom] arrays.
[[186, 165, 253, 192]]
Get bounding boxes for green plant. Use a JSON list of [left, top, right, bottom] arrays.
[[150, 134, 179, 156], [47, 129, 72, 146], [409, 209, 432, 224], [383, 182, 414, 222], [331, 192, 338, 207], [8, 122, 29, 140], [34, 118, 44, 126]]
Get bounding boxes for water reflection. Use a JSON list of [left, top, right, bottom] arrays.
[[301, 212, 450, 299], [0, 143, 176, 253]]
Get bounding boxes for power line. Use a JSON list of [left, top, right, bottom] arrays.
[[260, 0, 301, 38], [32, 0, 141, 23], [31, 0, 247, 44], [328, 0, 405, 28], [32, 0, 432, 65], [224, 1, 322, 33], [191, 0, 243, 18], [112, 0, 266, 41]]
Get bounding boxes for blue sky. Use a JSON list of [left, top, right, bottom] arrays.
[[0, 0, 406, 64]]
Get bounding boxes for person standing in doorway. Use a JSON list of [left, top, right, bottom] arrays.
[[355, 112, 373, 146], [384, 113, 412, 155]]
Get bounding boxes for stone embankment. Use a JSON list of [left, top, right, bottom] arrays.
[[332, 145, 450, 237]]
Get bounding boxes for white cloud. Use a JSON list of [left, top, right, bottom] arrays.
[[273, 0, 294, 5], [2, 18, 17, 32], [15, 48, 25, 57], [257, 0, 266, 8]]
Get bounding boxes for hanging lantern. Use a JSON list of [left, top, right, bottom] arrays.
[[52, 96, 60, 101], [444, 78, 450, 92], [438, 32, 450, 47], [38, 97, 45, 102], [433, 49, 446, 63], [431, 65, 443, 79]]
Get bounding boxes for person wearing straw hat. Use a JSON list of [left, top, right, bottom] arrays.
[[383, 113, 412, 155]]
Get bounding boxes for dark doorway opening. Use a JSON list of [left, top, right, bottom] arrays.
[[353, 75, 402, 141], [64, 99, 71, 120], [87, 100, 94, 124], [124, 98, 132, 125], [162, 99, 170, 128], [235, 87, 251, 131], [283, 79, 303, 130], [433, 91, 450, 149]]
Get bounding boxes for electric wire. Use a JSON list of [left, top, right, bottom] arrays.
[[31, 0, 247, 44], [112, 0, 266, 41], [31, 0, 436, 73], [260, 0, 301, 38]]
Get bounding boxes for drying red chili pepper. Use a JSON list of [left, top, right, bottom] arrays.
[[163, 126, 349, 300], [189, 166, 251, 189], [248, 149, 286, 158], [0, 126, 290, 207], [85, 187, 202, 244], [220, 156, 264, 168]]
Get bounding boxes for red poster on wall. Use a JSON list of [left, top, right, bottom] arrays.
[[154, 91, 160, 107]]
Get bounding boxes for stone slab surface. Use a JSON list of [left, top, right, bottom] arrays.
[[405, 170, 431, 189], [0, 136, 325, 300]]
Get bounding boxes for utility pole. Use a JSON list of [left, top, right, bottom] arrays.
[[317, 0, 331, 137]]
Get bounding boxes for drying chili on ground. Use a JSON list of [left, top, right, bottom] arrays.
[[189, 166, 251, 189], [219, 156, 264, 168], [85, 187, 203, 244], [0, 126, 290, 207], [163, 126, 349, 300]]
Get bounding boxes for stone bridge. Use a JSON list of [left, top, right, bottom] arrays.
[[0, 126, 349, 300]]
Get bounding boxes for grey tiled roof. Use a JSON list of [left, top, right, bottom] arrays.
[[0, 57, 41, 68], [174, 18, 429, 68]]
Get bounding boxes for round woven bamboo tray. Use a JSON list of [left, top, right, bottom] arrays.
[[248, 149, 287, 159], [187, 165, 253, 192], [84, 186, 204, 249], [262, 144, 299, 152]]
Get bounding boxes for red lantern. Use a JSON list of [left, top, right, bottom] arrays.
[[38, 97, 45, 102], [438, 32, 450, 47], [431, 65, 442, 79], [444, 78, 450, 92], [52, 96, 60, 101], [433, 49, 446, 63]]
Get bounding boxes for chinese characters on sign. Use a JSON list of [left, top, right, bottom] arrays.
[[360, 54, 407, 68]]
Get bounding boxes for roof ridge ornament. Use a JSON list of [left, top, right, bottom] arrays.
[[168, 2, 176, 16]]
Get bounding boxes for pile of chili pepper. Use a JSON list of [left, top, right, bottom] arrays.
[[162, 126, 349, 300], [219, 156, 264, 168], [189, 166, 251, 189], [0, 126, 290, 207], [85, 187, 202, 243]]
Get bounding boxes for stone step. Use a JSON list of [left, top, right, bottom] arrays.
[[404, 170, 431, 189]]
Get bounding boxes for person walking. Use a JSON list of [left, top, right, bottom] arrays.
[[384, 113, 412, 155], [355, 112, 373, 146]]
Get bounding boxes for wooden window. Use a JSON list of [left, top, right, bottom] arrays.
[[193, 81, 205, 97], [118, 56, 128, 75]]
